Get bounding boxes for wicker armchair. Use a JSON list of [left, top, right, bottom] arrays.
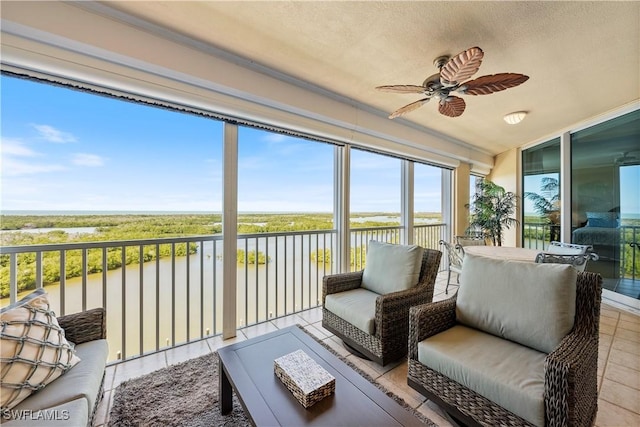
[[322, 248, 441, 366], [407, 270, 602, 427]]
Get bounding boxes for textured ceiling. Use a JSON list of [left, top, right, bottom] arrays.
[[100, 1, 639, 155]]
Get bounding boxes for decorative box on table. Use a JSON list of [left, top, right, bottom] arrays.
[[274, 349, 335, 408]]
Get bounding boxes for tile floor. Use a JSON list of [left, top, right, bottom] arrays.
[[94, 273, 640, 426]]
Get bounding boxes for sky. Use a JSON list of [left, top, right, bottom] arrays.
[[0, 75, 443, 213]]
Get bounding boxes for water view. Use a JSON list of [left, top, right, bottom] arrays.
[[1, 212, 444, 361]]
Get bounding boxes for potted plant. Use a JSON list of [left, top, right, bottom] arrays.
[[467, 180, 519, 246]]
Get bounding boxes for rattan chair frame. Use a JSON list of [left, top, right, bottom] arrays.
[[439, 240, 464, 294], [407, 271, 602, 426], [57, 307, 107, 426], [322, 248, 442, 366], [547, 241, 594, 255], [535, 252, 599, 272]]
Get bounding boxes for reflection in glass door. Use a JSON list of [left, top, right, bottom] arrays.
[[522, 138, 561, 250], [571, 110, 640, 302]]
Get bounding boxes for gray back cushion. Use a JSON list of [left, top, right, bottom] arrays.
[[456, 253, 577, 354], [362, 241, 424, 295]]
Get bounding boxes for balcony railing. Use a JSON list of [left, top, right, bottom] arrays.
[[0, 223, 446, 363]]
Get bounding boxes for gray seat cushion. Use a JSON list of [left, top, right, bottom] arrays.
[[2, 398, 88, 427], [13, 339, 108, 416], [418, 325, 546, 427], [325, 288, 378, 334], [456, 253, 577, 354]]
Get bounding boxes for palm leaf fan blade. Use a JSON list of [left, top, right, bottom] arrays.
[[462, 73, 529, 95], [440, 46, 484, 85], [375, 85, 426, 94], [438, 96, 466, 117], [388, 98, 431, 119]]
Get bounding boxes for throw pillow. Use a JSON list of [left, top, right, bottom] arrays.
[[586, 211, 618, 228], [0, 288, 81, 411], [456, 254, 577, 354], [361, 241, 424, 295]]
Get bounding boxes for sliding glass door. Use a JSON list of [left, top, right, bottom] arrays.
[[571, 110, 640, 300]]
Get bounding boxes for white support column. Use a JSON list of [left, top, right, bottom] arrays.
[[401, 160, 414, 245], [222, 123, 238, 339], [334, 145, 350, 273], [442, 168, 453, 243], [560, 131, 572, 243]]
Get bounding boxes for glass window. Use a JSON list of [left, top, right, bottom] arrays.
[[349, 149, 401, 269], [0, 74, 223, 358], [571, 109, 640, 297], [414, 163, 444, 248], [237, 127, 334, 323], [522, 138, 561, 249]]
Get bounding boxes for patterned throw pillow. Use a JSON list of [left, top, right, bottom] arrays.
[[0, 289, 81, 411]]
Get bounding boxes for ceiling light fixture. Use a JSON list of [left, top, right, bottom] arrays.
[[503, 111, 527, 125]]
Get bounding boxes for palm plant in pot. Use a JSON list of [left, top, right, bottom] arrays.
[[467, 180, 518, 246]]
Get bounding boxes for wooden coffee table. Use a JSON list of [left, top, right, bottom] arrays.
[[218, 325, 425, 426]]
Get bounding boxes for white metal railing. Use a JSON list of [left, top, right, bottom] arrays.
[[0, 224, 447, 363]]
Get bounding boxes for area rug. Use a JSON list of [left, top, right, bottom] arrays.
[[108, 325, 438, 426]]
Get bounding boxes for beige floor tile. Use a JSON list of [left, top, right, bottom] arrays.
[[595, 399, 640, 426], [620, 312, 640, 324], [599, 379, 640, 413], [615, 328, 640, 344], [600, 322, 616, 336], [612, 337, 640, 356], [599, 333, 613, 347], [376, 362, 427, 409], [376, 373, 427, 409], [608, 348, 640, 371], [206, 333, 246, 352], [619, 320, 640, 333], [598, 359, 606, 377], [93, 389, 111, 427], [112, 351, 167, 389], [165, 339, 211, 366], [600, 306, 621, 320], [322, 336, 351, 357], [103, 365, 116, 392], [600, 315, 618, 327], [305, 322, 332, 340], [269, 313, 307, 329], [240, 321, 279, 339], [345, 354, 383, 380], [297, 307, 323, 324], [604, 362, 640, 390], [417, 400, 457, 427]]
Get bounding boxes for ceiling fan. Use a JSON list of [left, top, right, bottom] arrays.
[[376, 46, 529, 119]]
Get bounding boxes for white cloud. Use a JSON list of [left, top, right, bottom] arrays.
[[0, 138, 65, 177], [262, 133, 289, 143], [0, 138, 38, 157], [72, 153, 105, 167], [32, 124, 77, 143], [0, 158, 66, 176]]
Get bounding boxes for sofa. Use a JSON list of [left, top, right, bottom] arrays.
[[407, 253, 602, 427], [1, 290, 108, 427]]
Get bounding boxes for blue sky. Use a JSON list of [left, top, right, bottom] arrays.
[[1, 75, 443, 213]]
